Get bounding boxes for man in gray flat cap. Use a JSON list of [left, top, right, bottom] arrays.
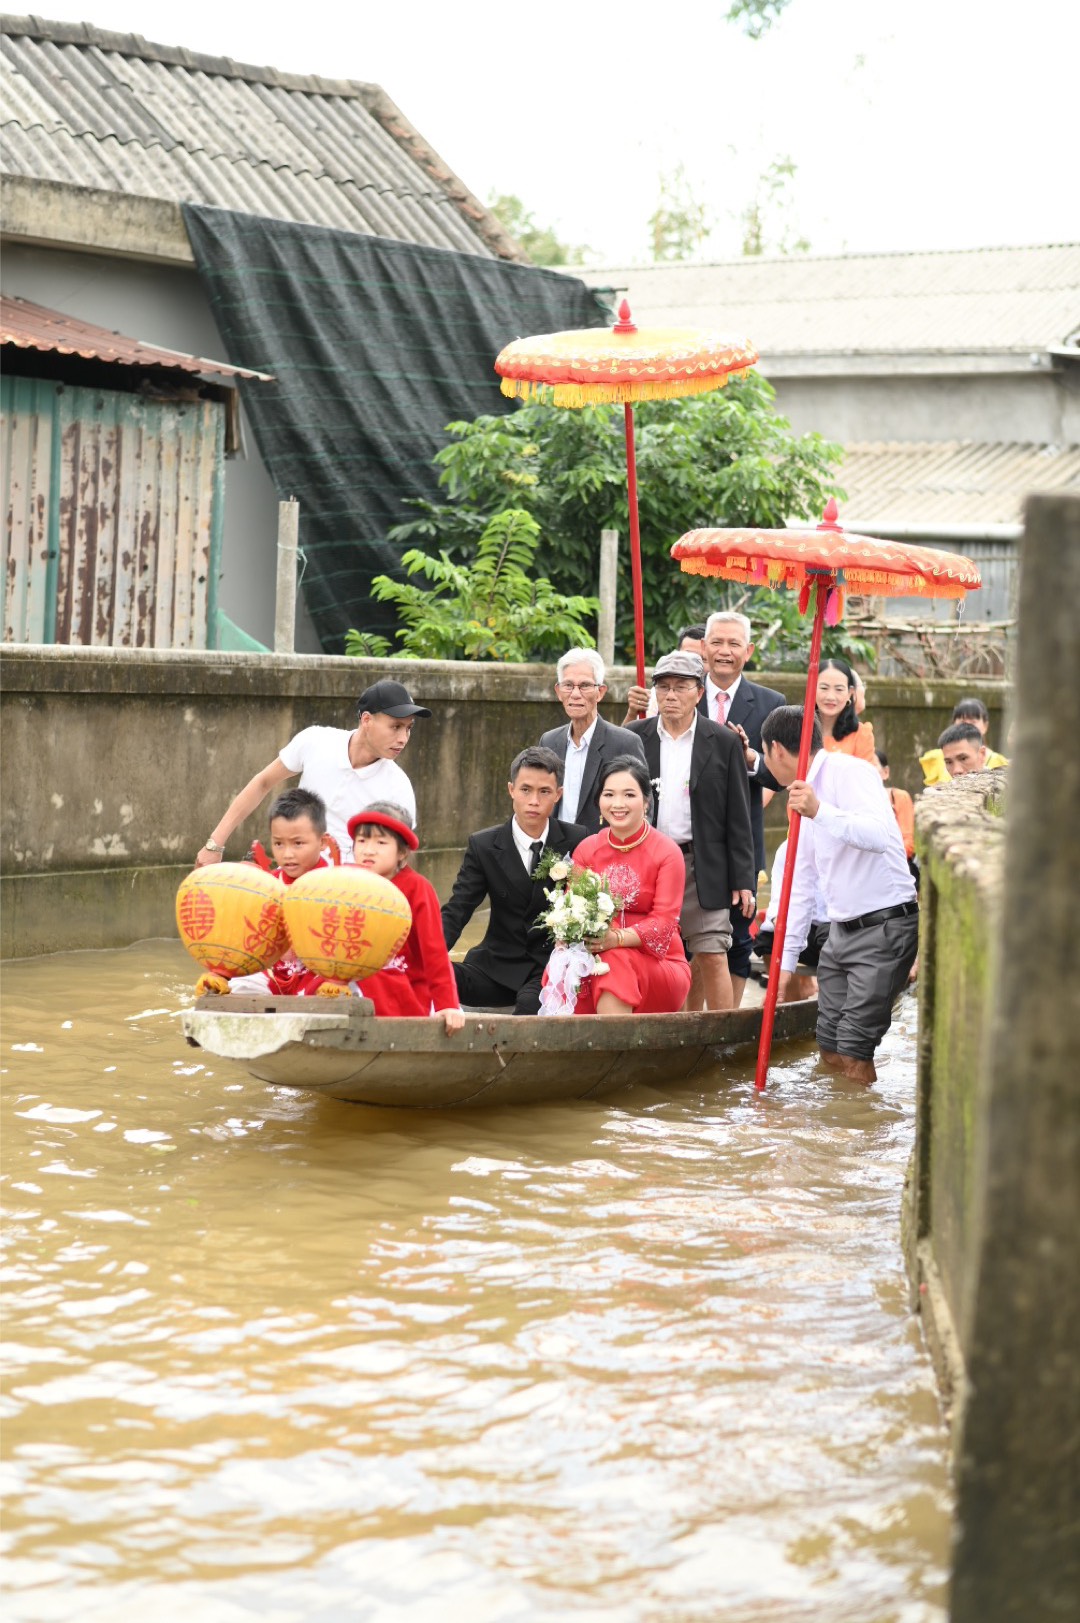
[[626, 650, 756, 1011]]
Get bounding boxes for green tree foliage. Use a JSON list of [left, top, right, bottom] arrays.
[[487, 192, 590, 267], [387, 374, 857, 667], [726, 0, 793, 39], [648, 165, 711, 261], [345, 509, 599, 663], [741, 156, 811, 257]]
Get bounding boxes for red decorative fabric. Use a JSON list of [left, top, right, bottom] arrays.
[[570, 827, 691, 1013]]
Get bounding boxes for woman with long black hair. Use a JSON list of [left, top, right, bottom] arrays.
[[815, 658, 875, 762]]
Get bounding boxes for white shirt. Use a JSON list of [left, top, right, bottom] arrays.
[[707, 672, 764, 775], [560, 718, 597, 824], [781, 750, 915, 971], [277, 726, 416, 860], [764, 838, 827, 929], [655, 713, 696, 845], [705, 672, 742, 726], [511, 817, 549, 873]]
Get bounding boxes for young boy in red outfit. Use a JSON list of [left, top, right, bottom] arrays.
[[226, 787, 331, 997], [346, 802, 465, 1034]]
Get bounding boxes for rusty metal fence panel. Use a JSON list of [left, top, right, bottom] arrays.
[[2, 376, 224, 647]]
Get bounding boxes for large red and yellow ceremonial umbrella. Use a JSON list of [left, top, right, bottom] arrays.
[[495, 300, 758, 686], [672, 499, 982, 1090]]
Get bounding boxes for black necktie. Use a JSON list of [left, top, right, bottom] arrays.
[[529, 840, 544, 875]]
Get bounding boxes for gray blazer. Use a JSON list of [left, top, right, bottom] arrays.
[[538, 714, 647, 836]]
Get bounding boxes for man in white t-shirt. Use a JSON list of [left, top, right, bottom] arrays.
[[193, 680, 429, 866]]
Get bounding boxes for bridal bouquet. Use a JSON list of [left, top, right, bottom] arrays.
[[534, 852, 624, 1017]]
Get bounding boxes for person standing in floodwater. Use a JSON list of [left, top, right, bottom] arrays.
[[761, 705, 918, 1087]]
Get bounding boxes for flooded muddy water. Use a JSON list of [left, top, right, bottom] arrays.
[[1, 941, 950, 1621]]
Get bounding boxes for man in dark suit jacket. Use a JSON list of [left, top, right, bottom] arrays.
[[699, 612, 786, 1007], [627, 651, 756, 1011], [539, 647, 645, 836], [442, 747, 585, 1015]]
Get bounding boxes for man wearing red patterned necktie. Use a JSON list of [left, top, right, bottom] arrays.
[[700, 612, 787, 1006]]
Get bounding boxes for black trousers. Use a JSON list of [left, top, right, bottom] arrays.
[[453, 959, 543, 1016], [727, 903, 756, 980]]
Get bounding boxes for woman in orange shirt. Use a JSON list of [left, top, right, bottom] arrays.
[[815, 657, 875, 761], [873, 748, 916, 860]]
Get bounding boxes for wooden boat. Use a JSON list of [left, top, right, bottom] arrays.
[[181, 993, 818, 1109]]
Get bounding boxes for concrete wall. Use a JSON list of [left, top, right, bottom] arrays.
[[946, 494, 1080, 1622], [905, 771, 1006, 1422], [0, 241, 322, 654], [772, 366, 1080, 446], [1, 643, 1008, 959], [904, 494, 1079, 1622]]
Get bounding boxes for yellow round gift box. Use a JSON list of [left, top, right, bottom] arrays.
[[282, 866, 412, 982], [176, 863, 291, 977]]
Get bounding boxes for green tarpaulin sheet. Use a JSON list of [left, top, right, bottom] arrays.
[[182, 206, 608, 652]]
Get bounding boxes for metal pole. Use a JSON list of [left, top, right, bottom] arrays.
[[623, 403, 646, 692], [275, 497, 299, 655], [598, 528, 618, 668], [754, 574, 831, 1091]]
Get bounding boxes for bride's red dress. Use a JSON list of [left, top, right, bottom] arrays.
[[572, 825, 691, 1014]]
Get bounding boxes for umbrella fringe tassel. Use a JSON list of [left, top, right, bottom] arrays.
[[677, 557, 972, 604], [499, 371, 752, 408]]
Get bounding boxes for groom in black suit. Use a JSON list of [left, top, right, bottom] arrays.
[[441, 747, 585, 1015]]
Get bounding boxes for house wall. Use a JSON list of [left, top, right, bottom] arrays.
[[1, 644, 1008, 959], [3, 375, 224, 647], [0, 242, 322, 653], [768, 367, 1080, 447]]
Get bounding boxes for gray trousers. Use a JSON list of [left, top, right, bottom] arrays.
[[816, 912, 919, 1060]]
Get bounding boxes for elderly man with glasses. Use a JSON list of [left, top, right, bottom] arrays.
[[539, 648, 645, 836]]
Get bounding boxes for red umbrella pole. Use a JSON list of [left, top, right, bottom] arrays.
[[754, 574, 832, 1092], [624, 403, 647, 691]]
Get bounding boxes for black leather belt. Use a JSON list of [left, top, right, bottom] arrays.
[[836, 900, 919, 933]]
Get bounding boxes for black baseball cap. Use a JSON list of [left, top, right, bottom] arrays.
[[357, 680, 431, 719]]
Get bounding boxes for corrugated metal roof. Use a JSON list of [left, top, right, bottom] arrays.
[[0, 15, 520, 260], [0, 292, 273, 379], [839, 440, 1080, 526], [577, 246, 1080, 356]]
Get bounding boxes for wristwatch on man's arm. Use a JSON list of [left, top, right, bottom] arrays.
[[202, 837, 225, 853]]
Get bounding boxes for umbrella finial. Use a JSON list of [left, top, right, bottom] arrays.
[[614, 299, 637, 334], [818, 497, 842, 533]]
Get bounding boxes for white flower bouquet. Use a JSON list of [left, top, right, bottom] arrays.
[[534, 852, 625, 1017]]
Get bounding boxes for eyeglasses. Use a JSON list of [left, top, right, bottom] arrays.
[[557, 681, 600, 694], [654, 681, 701, 693]]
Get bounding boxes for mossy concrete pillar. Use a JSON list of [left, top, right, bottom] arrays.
[[950, 493, 1080, 1620]]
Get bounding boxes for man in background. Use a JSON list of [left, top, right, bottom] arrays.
[[697, 611, 786, 1006], [539, 648, 644, 837], [627, 651, 755, 1011], [937, 722, 994, 778]]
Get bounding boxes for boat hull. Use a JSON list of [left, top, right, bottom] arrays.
[[181, 995, 819, 1108]]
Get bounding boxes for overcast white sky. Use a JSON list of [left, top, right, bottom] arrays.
[[30, 0, 1080, 263]]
